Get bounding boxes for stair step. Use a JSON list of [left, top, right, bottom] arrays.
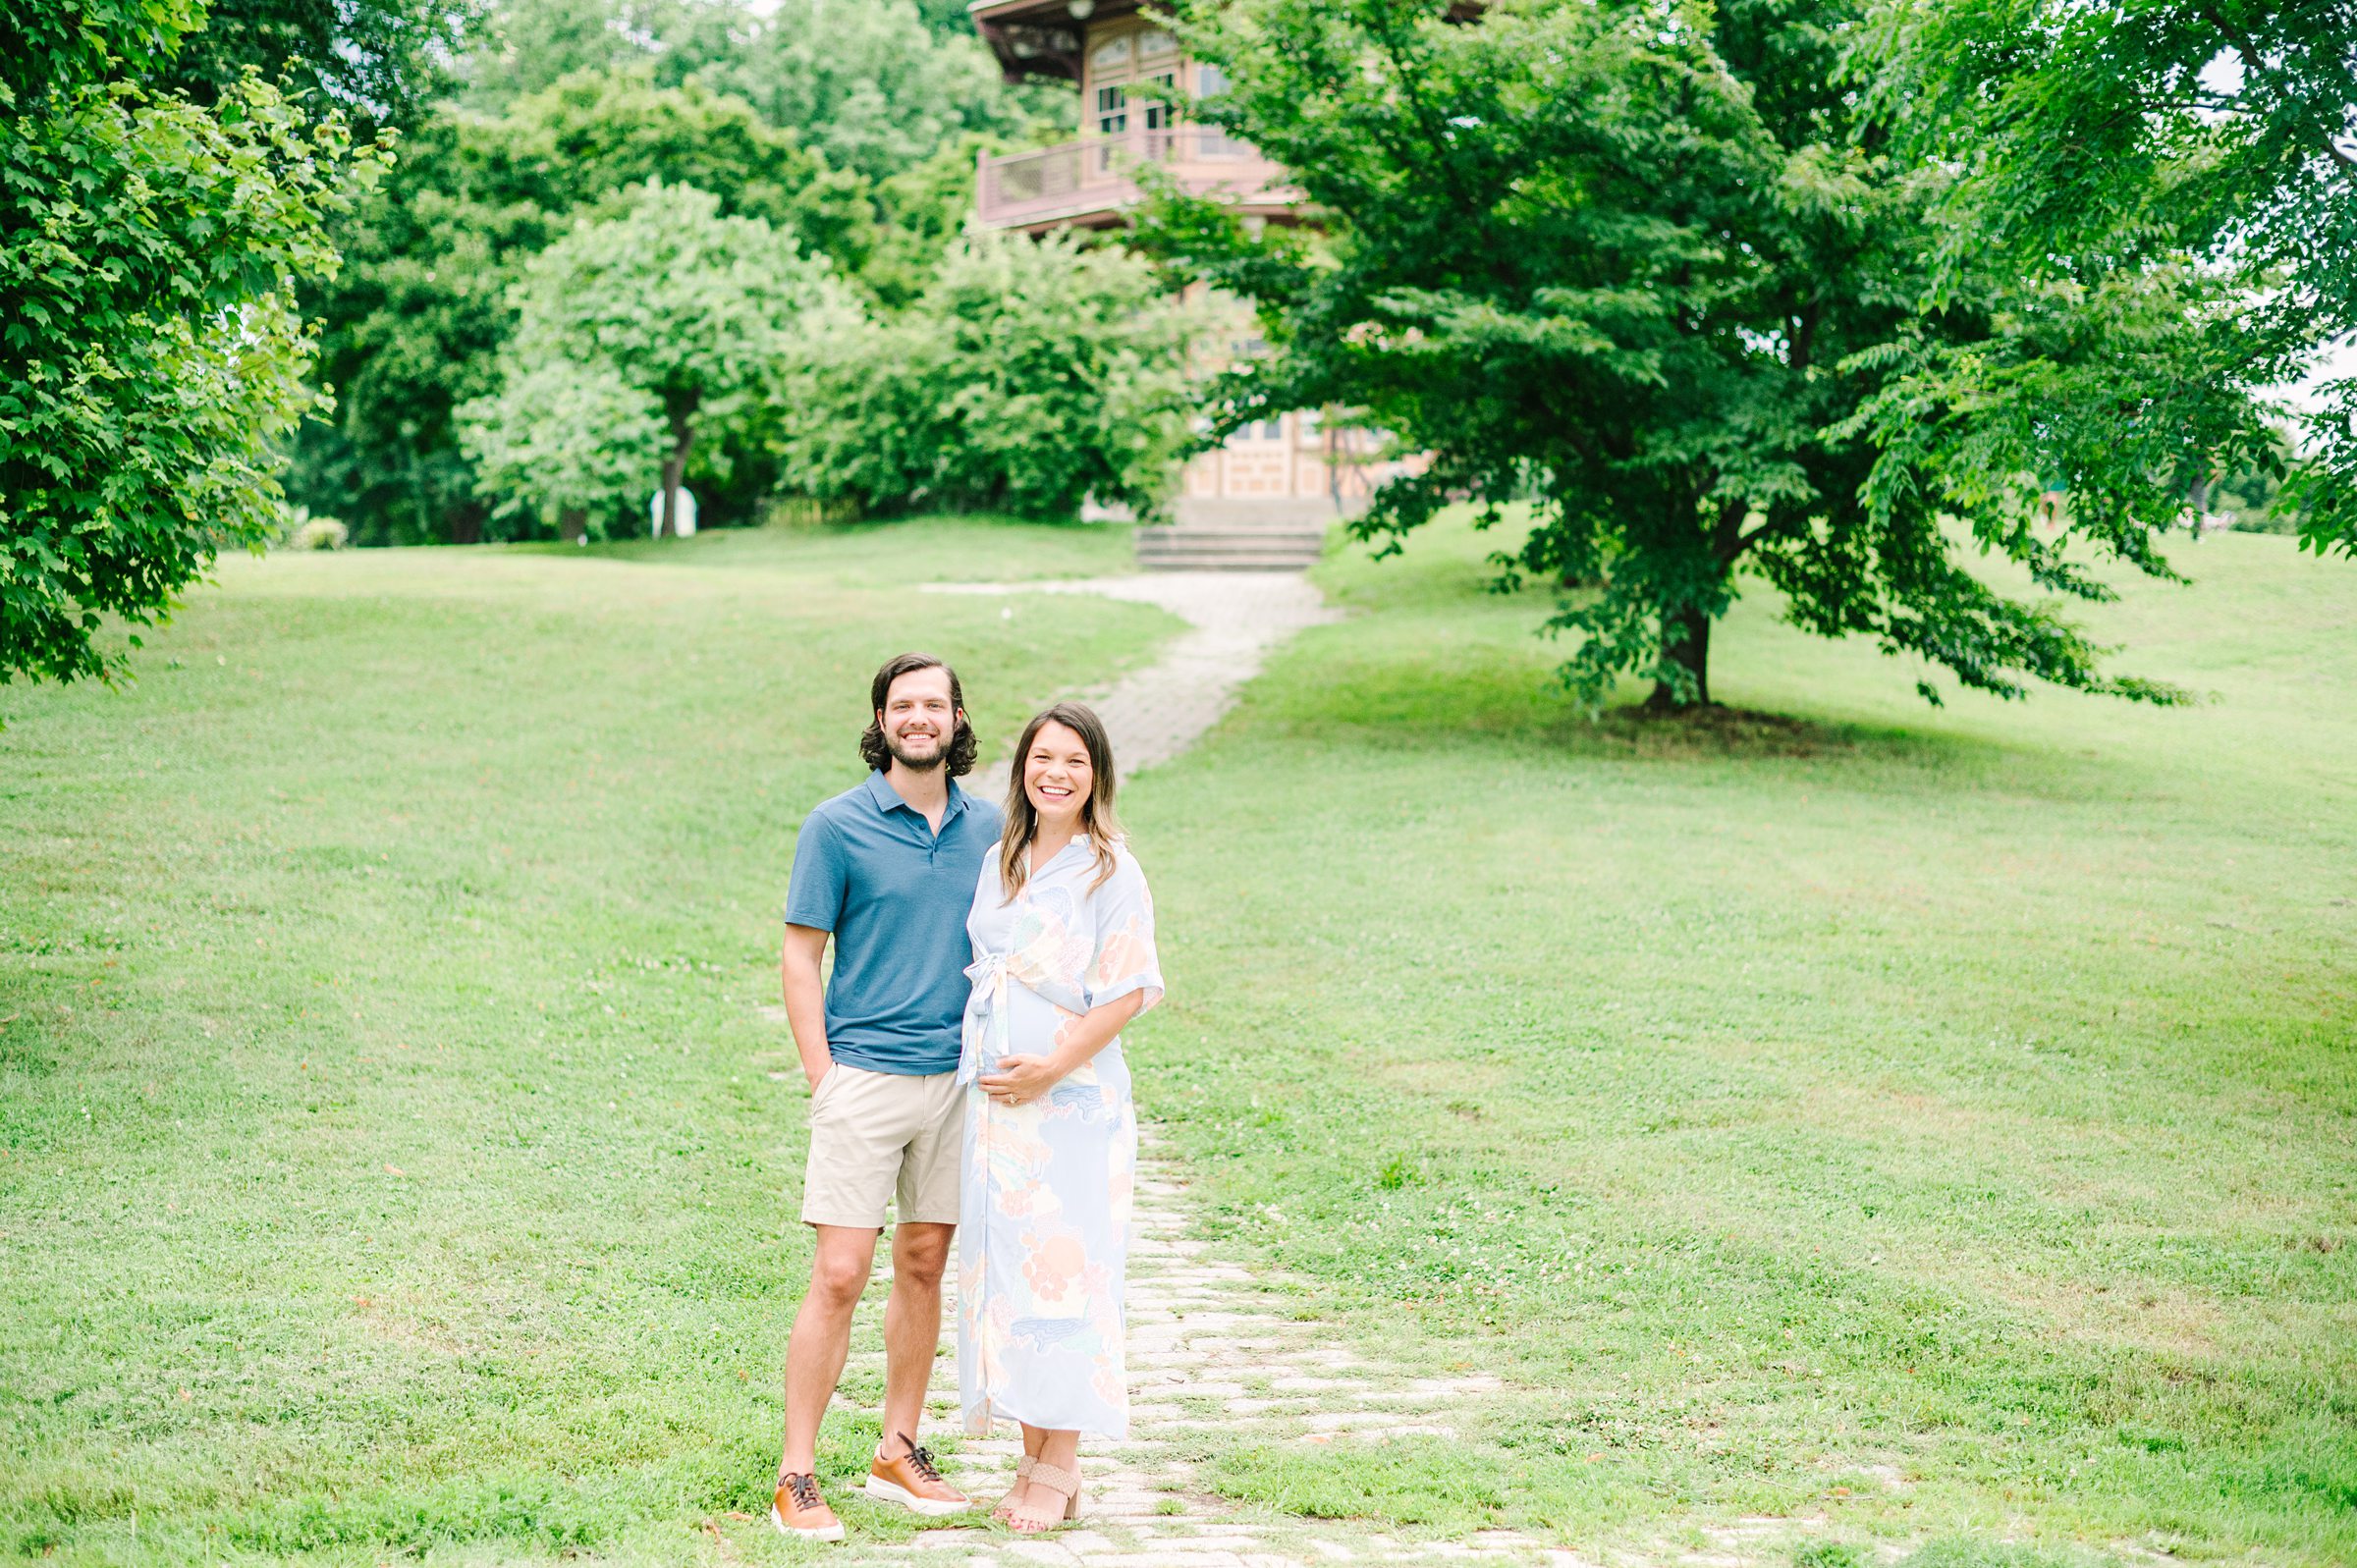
[[1140, 553, 1322, 571], [1138, 531, 1327, 547], [1140, 539, 1325, 550], [1139, 549, 1323, 564], [1138, 541, 1324, 556], [1139, 522, 1329, 533]]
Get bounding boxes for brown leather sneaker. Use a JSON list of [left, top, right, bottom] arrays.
[[772, 1472, 845, 1541], [860, 1433, 971, 1517]]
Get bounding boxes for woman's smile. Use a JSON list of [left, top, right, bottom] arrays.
[[1023, 719, 1095, 818]]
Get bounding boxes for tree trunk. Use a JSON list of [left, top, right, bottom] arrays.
[[658, 401, 695, 540], [1643, 499, 1746, 708], [1647, 603, 1713, 710], [558, 508, 586, 544]]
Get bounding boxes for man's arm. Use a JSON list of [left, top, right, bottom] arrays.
[[781, 923, 834, 1092]]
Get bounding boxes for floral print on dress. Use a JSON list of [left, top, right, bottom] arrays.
[[958, 838, 1162, 1440]]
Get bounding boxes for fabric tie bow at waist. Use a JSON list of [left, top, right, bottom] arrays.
[[959, 950, 1090, 1086], [959, 952, 1010, 1086]]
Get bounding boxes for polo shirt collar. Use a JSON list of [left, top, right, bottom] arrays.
[[864, 769, 973, 819]]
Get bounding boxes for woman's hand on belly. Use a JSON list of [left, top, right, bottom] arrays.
[[981, 992, 1143, 1107], [976, 1054, 1064, 1107]]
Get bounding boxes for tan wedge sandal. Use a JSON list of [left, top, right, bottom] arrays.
[[1006, 1459, 1081, 1534], [989, 1456, 1035, 1525]]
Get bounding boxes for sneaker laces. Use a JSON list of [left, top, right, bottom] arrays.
[[784, 1473, 823, 1512], [898, 1438, 943, 1484]]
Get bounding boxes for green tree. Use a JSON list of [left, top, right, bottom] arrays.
[[1143, 0, 2223, 709], [1859, 1, 2357, 560], [659, 0, 1037, 183], [290, 67, 868, 543], [783, 233, 1196, 520], [481, 180, 855, 536], [862, 135, 1003, 310], [152, 0, 484, 127], [458, 360, 666, 540], [456, 0, 651, 109], [1, 0, 377, 687]]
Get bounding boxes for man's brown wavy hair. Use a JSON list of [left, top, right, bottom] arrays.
[[858, 652, 977, 778]]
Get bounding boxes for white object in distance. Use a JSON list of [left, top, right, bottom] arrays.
[[647, 486, 699, 538]]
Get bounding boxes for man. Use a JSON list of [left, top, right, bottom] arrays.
[[772, 652, 1002, 1541]]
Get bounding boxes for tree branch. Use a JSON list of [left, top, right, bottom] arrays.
[[2197, 2, 2357, 171], [1788, 301, 1820, 372], [1712, 498, 1753, 565], [1369, 14, 1484, 226]]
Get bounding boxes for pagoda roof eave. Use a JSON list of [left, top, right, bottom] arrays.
[[969, 0, 1148, 83]]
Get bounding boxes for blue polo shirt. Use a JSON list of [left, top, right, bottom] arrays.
[[784, 771, 1002, 1076]]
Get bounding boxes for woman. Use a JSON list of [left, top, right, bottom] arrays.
[[958, 702, 1163, 1534]]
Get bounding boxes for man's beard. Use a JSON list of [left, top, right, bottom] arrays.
[[886, 729, 950, 772]]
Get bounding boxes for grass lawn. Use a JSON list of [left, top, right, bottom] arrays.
[[0, 518, 1174, 1565], [1129, 514, 2356, 1564], [2, 508, 2350, 1565], [543, 513, 1143, 585]]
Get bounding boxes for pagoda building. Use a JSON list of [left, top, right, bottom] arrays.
[[969, 0, 1406, 563]]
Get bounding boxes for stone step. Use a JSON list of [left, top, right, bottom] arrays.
[[1136, 542, 1324, 559], [1138, 541, 1324, 557], [1137, 525, 1328, 543], [1136, 552, 1325, 571]]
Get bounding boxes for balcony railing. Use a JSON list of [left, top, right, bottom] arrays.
[[976, 126, 1294, 230]]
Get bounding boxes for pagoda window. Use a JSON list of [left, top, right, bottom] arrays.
[[1095, 83, 1128, 136], [1093, 81, 1127, 172], [1143, 70, 1178, 152], [1193, 64, 1246, 157]]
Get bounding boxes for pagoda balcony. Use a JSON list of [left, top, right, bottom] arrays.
[[975, 126, 1296, 233]]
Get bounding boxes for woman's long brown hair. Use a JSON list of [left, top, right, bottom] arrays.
[[999, 702, 1122, 900]]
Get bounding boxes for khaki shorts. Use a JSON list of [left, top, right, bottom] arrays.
[[800, 1063, 962, 1229]]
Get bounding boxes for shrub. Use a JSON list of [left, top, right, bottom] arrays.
[[459, 181, 858, 539], [286, 514, 350, 551], [781, 232, 1196, 521]]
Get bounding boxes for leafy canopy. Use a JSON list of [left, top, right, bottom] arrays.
[[655, 0, 1038, 184], [290, 67, 867, 544], [293, 0, 1051, 543], [463, 180, 854, 534], [459, 360, 668, 540], [1144, 0, 2220, 709], [1858, 0, 2357, 560], [1, 0, 376, 687], [781, 233, 1198, 521], [148, 0, 485, 127], [464, 0, 1045, 184]]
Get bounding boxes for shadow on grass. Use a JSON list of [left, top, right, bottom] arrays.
[[1233, 660, 2043, 778], [1587, 700, 1860, 759]]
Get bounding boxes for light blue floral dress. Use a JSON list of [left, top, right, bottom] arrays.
[[958, 838, 1163, 1439]]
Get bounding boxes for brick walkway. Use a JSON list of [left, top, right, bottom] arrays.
[[821, 1136, 1574, 1568]]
